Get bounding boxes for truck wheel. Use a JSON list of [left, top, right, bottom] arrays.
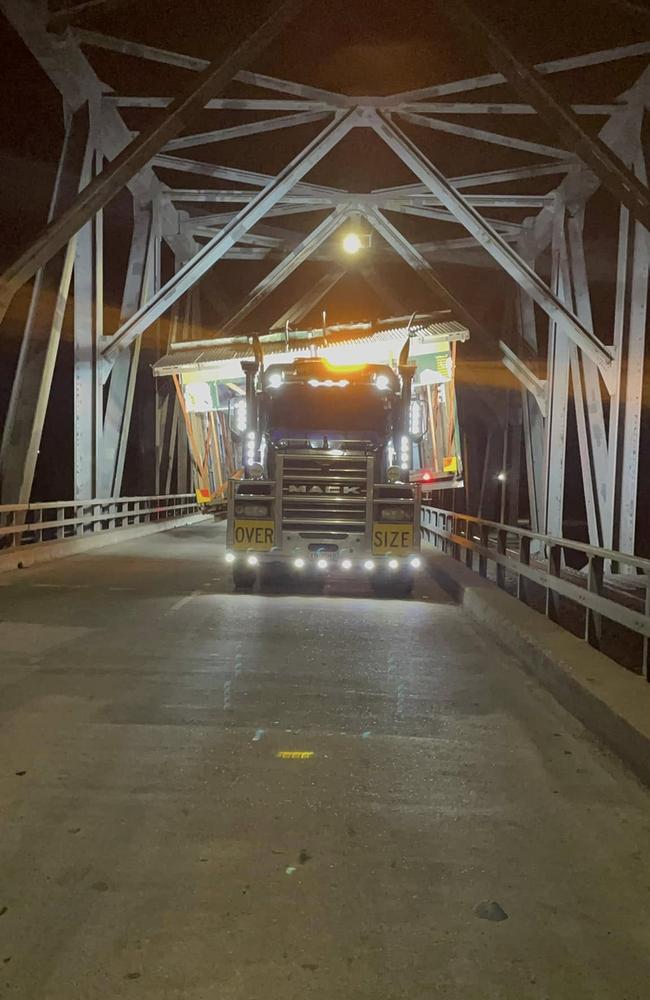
[[259, 563, 292, 591], [233, 565, 257, 590], [372, 575, 413, 599]]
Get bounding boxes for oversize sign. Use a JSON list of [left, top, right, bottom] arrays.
[[372, 523, 414, 555], [233, 519, 274, 551]]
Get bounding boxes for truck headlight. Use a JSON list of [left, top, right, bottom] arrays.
[[387, 466, 402, 483], [379, 506, 411, 522], [235, 502, 269, 518], [247, 463, 264, 480]]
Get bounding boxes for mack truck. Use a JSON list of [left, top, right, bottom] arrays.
[[224, 337, 425, 598]]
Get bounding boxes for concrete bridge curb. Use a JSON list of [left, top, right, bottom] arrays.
[[0, 514, 205, 575], [425, 548, 650, 788]]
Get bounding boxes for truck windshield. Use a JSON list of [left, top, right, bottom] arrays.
[[266, 384, 393, 439]]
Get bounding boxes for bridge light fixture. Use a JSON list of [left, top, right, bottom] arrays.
[[342, 232, 362, 255], [342, 559, 352, 570], [246, 555, 259, 567], [225, 552, 236, 564], [388, 559, 399, 570]]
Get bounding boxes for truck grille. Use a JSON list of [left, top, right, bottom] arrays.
[[281, 453, 369, 534]]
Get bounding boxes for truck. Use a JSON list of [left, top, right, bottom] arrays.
[[224, 337, 425, 598]]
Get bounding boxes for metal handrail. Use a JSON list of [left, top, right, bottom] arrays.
[[420, 505, 650, 680], [0, 494, 200, 550]]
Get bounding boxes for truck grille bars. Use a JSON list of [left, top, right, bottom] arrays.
[[280, 452, 370, 535]]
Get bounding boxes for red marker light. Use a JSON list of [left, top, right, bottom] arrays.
[[422, 472, 432, 482]]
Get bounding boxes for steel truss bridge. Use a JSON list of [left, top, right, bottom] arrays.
[[0, 0, 648, 573]]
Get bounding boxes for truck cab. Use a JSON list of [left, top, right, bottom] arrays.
[[225, 350, 425, 597]]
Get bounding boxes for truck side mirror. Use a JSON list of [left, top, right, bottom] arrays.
[[228, 398, 247, 436], [409, 399, 426, 443]]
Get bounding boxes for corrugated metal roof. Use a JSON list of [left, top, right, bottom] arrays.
[[153, 320, 469, 376]]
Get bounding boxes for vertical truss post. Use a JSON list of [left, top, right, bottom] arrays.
[[557, 221, 600, 547], [515, 232, 545, 535], [565, 211, 610, 545], [0, 104, 89, 504], [543, 206, 570, 537], [73, 135, 103, 500], [507, 401, 522, 526], [101, 200, 155, 496], [616, 151, 649, 557]]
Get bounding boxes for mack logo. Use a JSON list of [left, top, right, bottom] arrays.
[[287, 484, 361, 496]]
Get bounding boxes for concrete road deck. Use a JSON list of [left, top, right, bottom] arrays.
[[1, 521, 649, 999]]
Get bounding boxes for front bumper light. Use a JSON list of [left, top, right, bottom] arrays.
[[235, 502, 270, 518], [378, 506, 411, 522], [247, 463, 265, 480]]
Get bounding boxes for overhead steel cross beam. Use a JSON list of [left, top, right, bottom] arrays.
[[217, 207, 350, 336], [102, 110, 359, 362], [0, 0, 307, 324], [360, 204, 491, 345], [48, 0, 135, 29], [443, 0, 650, 232], [270, 269, 346, 330], [371, 110, 617, 387]]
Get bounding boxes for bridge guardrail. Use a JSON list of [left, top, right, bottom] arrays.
[[0, 494, 200, 550], [420, 505, 650, 680]]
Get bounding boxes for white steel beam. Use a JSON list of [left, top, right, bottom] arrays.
[[543, 210, 571, 538], [617, 153, 649, 555], [388, 202, 524, 236], [531, 70, 650, 255], [384, 42, 650, 103], [0, 105, 89, 505], [218, 207, 350, 335], [74, 29, 348, 105], [565, 212, 609, 539], [398, 111, 574, 159], [102, 110, 359, 361], [73, 28, 649, 109], [361, 205, 490, 344], [108, 97, 332, 111], [445, 0, 650, 231], [270, 269, 346, 329], [371, 111, 616, 384], [0, 0, 307, 322], [373, 161, 573, 195], [161, 111, 330, 152], [397, 102, 621, 115], [516, 273, 546, 534], [73, 140, 103, 500], [500, 341, 547, 416], [152, 154, 344, 196], [0, 2, 183, 241], [101, 202, 154, 496], [163, 188, 550, 209]]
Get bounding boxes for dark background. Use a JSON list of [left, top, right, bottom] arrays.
[[0, 0, 648, 544]]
